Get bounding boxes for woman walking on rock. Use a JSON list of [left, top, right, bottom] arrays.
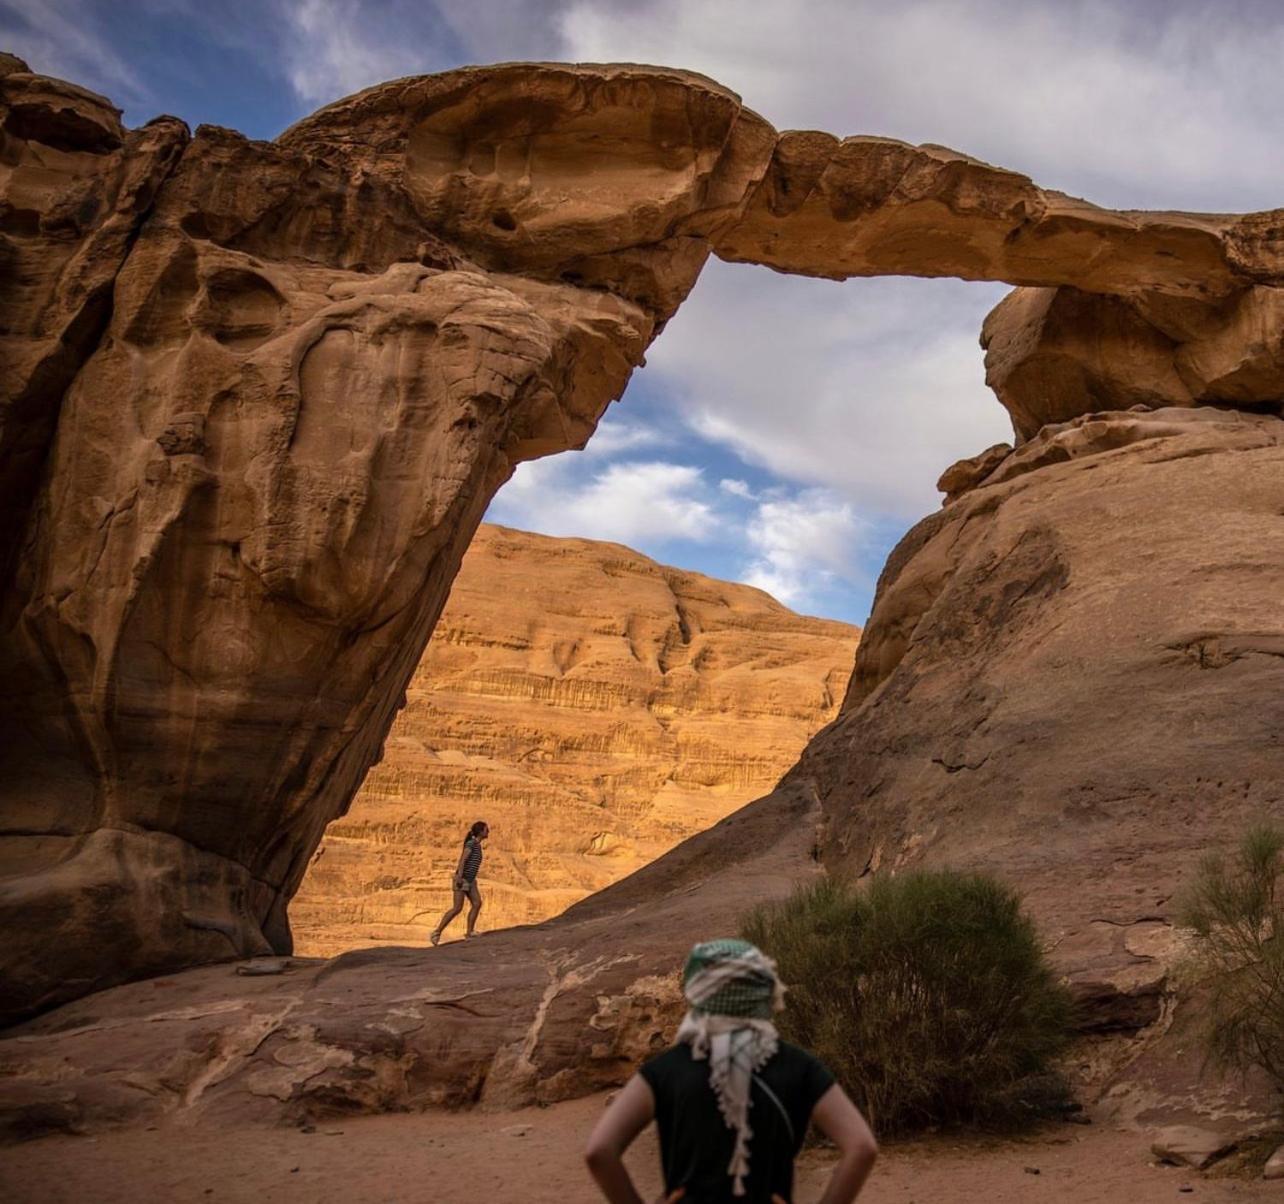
[[585, 938, 877, 1203], [430, 820, 488, 945]]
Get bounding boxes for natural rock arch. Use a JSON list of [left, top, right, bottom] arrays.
[[2, 56, 1283, 1037]]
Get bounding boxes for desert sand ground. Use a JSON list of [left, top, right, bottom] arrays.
[[1, 1093, 1276, 1204]]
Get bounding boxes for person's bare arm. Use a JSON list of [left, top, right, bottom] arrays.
[[452, 843, 469, 887], [811, 1084, 878, 1203], [585, 1075, 672, 1204]]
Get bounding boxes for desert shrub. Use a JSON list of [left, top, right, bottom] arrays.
[[743, 870, 1074, 1136], [1179, 824, 1284, 1090]]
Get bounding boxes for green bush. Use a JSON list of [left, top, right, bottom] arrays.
[[743, 870, 1075, 1136], [1179, 824, 1284, 1090]]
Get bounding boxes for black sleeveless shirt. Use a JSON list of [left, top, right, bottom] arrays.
[[639, 1040, 835, 1203]]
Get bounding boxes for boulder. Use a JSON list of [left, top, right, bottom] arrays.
[[983, 284, 1284, 441], [1151, 1125, 1237, 1170], [937, 442, 1012, 503]]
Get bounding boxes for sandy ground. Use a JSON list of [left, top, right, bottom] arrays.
[[1, 1094, 1276, 1203]]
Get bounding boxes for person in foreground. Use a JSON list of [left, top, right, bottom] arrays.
[[585, 938, 878, 1203], [429, 820, 488, 945]]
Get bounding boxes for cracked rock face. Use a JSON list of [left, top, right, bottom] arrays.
[[1, 57, 1284, 1126]]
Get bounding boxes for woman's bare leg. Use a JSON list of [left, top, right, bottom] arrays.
[[465, 882, 483, 936], [432, 888, 466, 944]]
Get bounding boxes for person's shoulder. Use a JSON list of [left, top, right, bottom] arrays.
[[768, 1042, 836, 1113], [642, 1043, 690, 1072], [775, 1041, 834, 1079], [639, 1043, 692, 1085], [776, 1040, 823, 1064]]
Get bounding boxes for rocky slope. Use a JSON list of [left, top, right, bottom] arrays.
[[290, 523, 858, 955]]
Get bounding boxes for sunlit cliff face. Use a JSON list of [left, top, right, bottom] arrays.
[[289, 523, 860, 956]]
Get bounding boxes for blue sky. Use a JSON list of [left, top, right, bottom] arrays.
[[6, 0, 1283, 625]]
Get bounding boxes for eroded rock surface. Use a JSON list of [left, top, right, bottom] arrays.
[[983, 283, 1284, 439], [0, 61, 188, 585], [826, 407, 1284, 1126], [0, 62, 761, 1023], [291, 523, 857, 955], [2, 57, 1284, 1130], [0, 777, 822, 1137], [4, 409, 1281, 1140], [714, 132, 1284, 299]]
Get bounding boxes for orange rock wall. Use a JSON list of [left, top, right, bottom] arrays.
[[291, 524, 859, 954]]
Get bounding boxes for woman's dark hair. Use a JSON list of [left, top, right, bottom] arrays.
[[467, 820, 488, 841]]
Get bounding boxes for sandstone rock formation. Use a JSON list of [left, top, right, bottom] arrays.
[[1, 52, 1283, 1128], [0, 777, 821, 1137], [982, 283, 1284, 439], [0, 59, 188, 586], [835, 407, 1284, 1053], [713, 133, 1281, 300], [290, 523, 858, 955], [6, 406, 1279, 1141], [1, 62, 743, 1023]]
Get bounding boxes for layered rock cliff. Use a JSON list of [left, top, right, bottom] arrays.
[[290, 523, 858, 955]]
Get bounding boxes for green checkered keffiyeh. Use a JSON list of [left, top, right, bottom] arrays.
[[682, 938, 782, 1019], [677, 939, 785, 1196]]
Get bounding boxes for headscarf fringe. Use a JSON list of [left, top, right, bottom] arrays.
[[678, 944, 785, 1196]]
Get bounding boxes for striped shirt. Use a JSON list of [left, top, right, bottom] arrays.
[[461, 835, 483, 881]]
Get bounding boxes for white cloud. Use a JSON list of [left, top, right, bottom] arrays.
[[490, 458, 717, 546], [558, 0, 1284, 212], [20, 0, 1284, 623], [267, 0, 581, 109], [275, 0, 456, 106], [489, 438, 875, 614], [642, 264, 1014, 520], [743, 489, 869, 607], [261, 0, 1284, 536], [577, 419, 673, 458], [550, 0, 1284, 534], [433, 0, 567, 61], [270, 0, 1284, 211], [0, 0, 147, 102]]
